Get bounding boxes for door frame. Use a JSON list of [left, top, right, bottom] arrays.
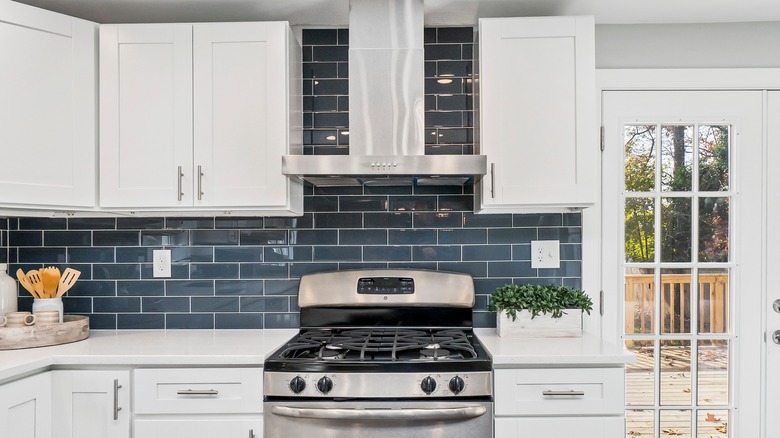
[[596, 68, 780, 438]]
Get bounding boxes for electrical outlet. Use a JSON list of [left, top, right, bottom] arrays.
[[153, 249, 171, 278], [531, 240, 560, 269]]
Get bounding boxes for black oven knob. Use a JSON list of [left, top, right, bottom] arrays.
[[448, 376, 465, 394], [420, 376, 437, 394], [316, 376, 333, 394], [289, 376, 306, 394]]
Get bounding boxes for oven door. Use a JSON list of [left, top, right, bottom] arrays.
[[264, 400, 493, 438]]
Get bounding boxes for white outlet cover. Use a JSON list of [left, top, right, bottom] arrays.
[[531, 240, 560, 269], [153, 249, 172, 278]]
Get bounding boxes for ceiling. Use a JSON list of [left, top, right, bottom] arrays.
[[12, 0, 780, 26]]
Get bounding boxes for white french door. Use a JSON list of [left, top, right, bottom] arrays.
[[602, 91, 764, 437]]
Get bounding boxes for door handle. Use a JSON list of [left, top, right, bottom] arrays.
[[197, 165, 204, 201], [773, 299, 780, 313], [271, 405, 487, 421], [177, 166, 184, 201], [489, 162, 496, 199], [113, 379, 122, 420], [773, 330, 780, 345]]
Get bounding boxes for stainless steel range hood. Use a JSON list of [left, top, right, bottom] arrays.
[[282, 0, 486, 187]]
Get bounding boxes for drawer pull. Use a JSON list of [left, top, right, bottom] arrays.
[[542, 390, 585, 396], [176, 389, 219, 396]]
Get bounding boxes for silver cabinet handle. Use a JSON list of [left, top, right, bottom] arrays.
[[773, 299, 780, 313], [176, 389, 219, 396], [197, 165, 204, 200], [490, 162, 496, 199], [271, 405, 486, 421], [542, 390, 585, 396], [773, 330, 780, 345], [113, 379, 122, 420], [249, 429, 254, 438], [177, 166, 184, 201]]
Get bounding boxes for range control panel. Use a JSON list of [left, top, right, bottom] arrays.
[[357, 277, 415, 295]]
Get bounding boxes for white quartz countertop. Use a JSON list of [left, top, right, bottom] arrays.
[[0, 328, 635, 383], [0, 329, 297, 383], [473, 328, 636, 367]]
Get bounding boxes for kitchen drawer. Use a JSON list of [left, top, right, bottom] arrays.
[[495, 416, 623, 437], [494, 367, 623, 416], [135, 417, 262, 438], [134, 368, 262, 414]]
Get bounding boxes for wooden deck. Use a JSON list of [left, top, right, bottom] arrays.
[[625, 344, 729, 437]]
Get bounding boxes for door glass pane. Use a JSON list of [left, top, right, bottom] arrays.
[[625, 340, 655, 405], [626, 409, 655, 438], [661, 269, 691, 334], [660, 340, 692, 406], [625, 197, 655, 263], [697, 409, 729, 437], [625, 125, 657, 192], [661, 125, 693, 192], [698, 125, 729, 192], [662, 197, 692, 262], [698, 340, 729, 406], [625, 268, 655, 335], [699, 197, 729, 263], [661, 410, 692, 437], [698, 269, 729, 334]]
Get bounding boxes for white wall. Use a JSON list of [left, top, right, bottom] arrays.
[[596, 22, 780, 68]]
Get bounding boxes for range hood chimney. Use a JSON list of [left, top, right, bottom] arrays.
[[282, 0, 486, 187]]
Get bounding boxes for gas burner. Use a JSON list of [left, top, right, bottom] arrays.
[[420, 348, 450, 360], [319, 348, 342, 359]]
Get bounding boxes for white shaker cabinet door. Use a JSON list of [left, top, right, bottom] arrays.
[[99, 24, 194, 208], [193, 22, 298, 209], [0, 372, 52, 438], [0, 1, 96, 209], [51, 370, 131, 438], [476, 16, 597, 212]]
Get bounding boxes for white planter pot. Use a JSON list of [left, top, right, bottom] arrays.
[[496, 310, 583, 338]]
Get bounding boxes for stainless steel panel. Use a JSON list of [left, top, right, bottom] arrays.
[[264, 400, 493, 438], [282, 154, 487, 177], [264, 371, 492, 398], [296, 269, 475, 308]]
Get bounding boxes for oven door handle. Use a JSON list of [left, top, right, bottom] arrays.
[[270, 405, 487, 421]]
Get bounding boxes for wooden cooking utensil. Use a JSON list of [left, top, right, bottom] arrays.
[[27, 270, 45, 298], [56, 268, 81, 298], [16, 268, 38, 298], [41, 266, 60, 298]]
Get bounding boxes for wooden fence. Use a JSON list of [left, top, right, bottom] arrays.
[[624, 273, 728, 334]]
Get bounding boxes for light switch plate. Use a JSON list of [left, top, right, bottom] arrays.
[[531, 240, 560, 269], [153, 249, 171, 278]]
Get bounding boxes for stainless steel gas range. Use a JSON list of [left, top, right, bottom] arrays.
[[263, 269, 493, 438]]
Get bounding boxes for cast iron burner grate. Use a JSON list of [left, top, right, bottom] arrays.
[[278, 328, 478, 362]]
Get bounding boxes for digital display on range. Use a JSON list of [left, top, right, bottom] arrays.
[[356, 277, 415, 294]]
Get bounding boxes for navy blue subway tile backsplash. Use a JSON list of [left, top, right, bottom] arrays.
[[0, 28, 582, 330]]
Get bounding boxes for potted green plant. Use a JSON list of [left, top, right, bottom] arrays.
[[487, 284, 593, 337]]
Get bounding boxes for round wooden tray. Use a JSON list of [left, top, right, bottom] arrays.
[[0, 315, 89, 350]]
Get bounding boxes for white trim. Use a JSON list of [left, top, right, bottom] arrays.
[[597, 68, 780, 90]]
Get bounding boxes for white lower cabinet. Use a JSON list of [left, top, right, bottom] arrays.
[[0, 372, 52, 438], [495, 417, 623, 436], [51, 370, 131, 438], [135, 419, 262, 438], [493, 366, 625, 438], [134, 367, 264, 438]]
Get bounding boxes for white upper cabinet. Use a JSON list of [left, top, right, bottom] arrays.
[[99, 24, 193, 208], [0, 0, 97, 209], [100, 22, 303, 215], [475, 16, 596, 213]]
